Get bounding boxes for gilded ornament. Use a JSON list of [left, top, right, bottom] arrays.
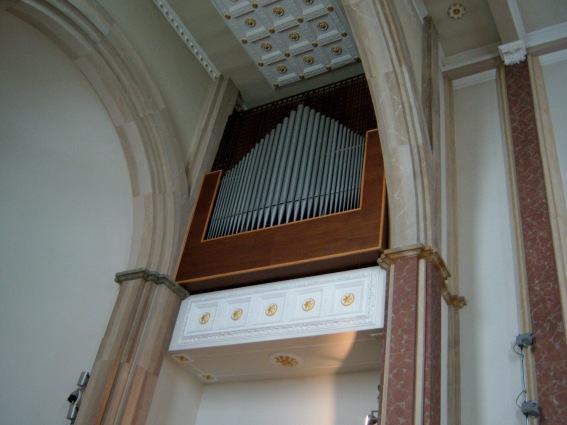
[[224, 13, 231, 19], [303, 55, 314, 64], [199, 312, 210, 324], [241, 38, 248, 44], [331, 45, 342, 55], [269, 27, 276, 34], [245, 17, 256, 27], [261, 42, 272, 51], [341, 293, 355, 306], [325, 65, 333, 70], [231, 308, 243, 320], [297, 17, 304, 23], [447, 3, 466, 19], [258, 61, 265, 67], [200, 374, 216, 382], [327, 5, 334, 12], [304, 0, 314, 4], [252, 2, 258, 8], [341, 31, 348, 37], [273, 355, 299, 367], [273, 6, 284, 16], [302, 298, 315, 311], [273, 83, 280, 88], [311, 41, 319, 47], [289, 32, 300, 41], [276, 64, 288, 73], [317, 21, 329, 31], [284, 51, 291, 57], [298, 74, 305, 79], [265, 303, 278, 316]]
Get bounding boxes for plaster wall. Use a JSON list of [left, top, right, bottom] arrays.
[[196, 371, 379, 425], [452, 71, 525, 424], [0, 11, 132, 425], [96, 0, 215, 166], [146, 358, 204, 425], [541, 51, 567, 207]]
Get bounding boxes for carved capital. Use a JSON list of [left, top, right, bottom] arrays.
[[498, 40, 526, 66], [115, 268, 190, 299], [378, 244, 450, 280]]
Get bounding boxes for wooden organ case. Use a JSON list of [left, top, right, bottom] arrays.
[[176, 76, 387, 293]]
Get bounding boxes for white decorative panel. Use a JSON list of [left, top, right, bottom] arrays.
[[211, 0, 359, 87], [169, 266, 386, 350]]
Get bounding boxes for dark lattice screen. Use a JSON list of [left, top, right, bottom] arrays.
[[212, 74, 376, 172]]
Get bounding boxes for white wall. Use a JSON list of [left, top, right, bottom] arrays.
[[196, 371, 379, 425], [0, 11, 132, 425], [541, 51, 567, 208], [452, 71, 525, 424], [96, 0, 215, 166], [146, 358, 204, 425]]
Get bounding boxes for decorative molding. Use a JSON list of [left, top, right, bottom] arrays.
[[499, 40, 527, 65], [378, 244, 450, 278], [115, 268, 189, 299], [442, 283, 467, 309], [442, 42, 500, 73], [378, 244, 464, 306], [169, 267, 386, 350], [153, 0, 220, 80], [524, 21, 567, 51], [452, 68, 497, 90]]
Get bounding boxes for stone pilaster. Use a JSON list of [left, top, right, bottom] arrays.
[[378, 245, 449, 425], [76, 270, 188, 425], [503, 60, 567, 423]]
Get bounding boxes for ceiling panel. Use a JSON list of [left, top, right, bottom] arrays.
[[171, 330, 384, 384], [211, 0, 359, 88]]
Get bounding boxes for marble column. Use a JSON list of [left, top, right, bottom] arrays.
[[503, 60, 567, 423], [378, 245, 449, 425], [76, 270, 188, 425]]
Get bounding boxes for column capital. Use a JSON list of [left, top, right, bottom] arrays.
[[114, 268, 189, 299], [378, 244, 450, 279]]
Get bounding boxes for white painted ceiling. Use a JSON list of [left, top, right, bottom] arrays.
[[171, 330, 383, 384], [160, 0, 567, 107]]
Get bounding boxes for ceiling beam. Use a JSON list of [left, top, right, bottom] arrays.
[[486, 0, 525, 43]]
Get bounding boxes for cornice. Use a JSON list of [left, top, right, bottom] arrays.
[[153, 0, 220, 80], [115, 268, 190, 299], [378, 244, 450, 279]]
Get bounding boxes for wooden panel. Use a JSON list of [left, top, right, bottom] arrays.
[[176, 129, 387, 293]]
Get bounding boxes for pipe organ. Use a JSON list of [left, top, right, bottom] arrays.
[[176, 76, 387, 293], [206, 105, 366, 239]]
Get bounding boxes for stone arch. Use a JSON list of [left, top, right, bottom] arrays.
[[3, 0, 189, 274], [342, 0, 434, 247]]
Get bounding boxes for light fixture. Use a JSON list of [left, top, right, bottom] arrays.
[[515, 332, 534, 348], [364, 410, 379, 425]]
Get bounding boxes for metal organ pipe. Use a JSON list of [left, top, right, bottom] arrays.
[[205, 105, 366, 240]]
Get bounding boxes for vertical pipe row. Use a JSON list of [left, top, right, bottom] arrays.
[[205, 105, 367, 239]]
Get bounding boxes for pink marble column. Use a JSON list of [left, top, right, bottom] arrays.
[[504, 61, 567, 423], [379, 246, 447, 425]]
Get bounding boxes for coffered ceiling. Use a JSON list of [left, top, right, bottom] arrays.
[[157, 0, 567, 107], [211, 0, 359, 89]]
